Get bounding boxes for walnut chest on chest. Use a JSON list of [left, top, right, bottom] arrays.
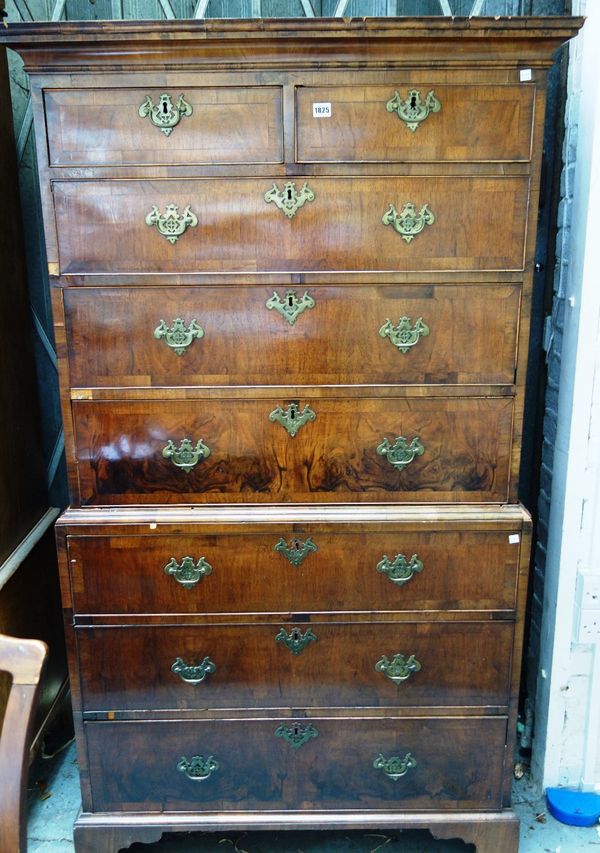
[[1, 15, 583, 853]]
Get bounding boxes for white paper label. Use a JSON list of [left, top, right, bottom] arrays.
[[519, 68, 532, 82], [313, 102, 332, 118], [509, 534, 520, 544]]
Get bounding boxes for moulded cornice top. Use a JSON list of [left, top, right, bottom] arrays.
[[0, 16, 584, 72]]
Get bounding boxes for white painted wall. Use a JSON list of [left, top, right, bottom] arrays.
[[532, 0, 600, 792]]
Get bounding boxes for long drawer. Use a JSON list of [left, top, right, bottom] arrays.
[[296, 84, 534, 163], [76, 621, 513, 712], [85, 716, 507, 812], [71, 396, 514, 504], [44, 86, 283, 166], [66, 526, 522, 615], [52, 176, 529, 275], [63, 284, 521, 388]]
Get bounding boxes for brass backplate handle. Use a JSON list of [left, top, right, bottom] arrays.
[[177, 754, 219, 781], [155, 318, 204, 355], [376, 553, 424, 587], [275, 626, 317, 655], [164, 556, 212, 589], [275, 722, 319, 750], [379, 317, 429, 353], [382, 202, 435, 243], [386, 89, 441, 131], [138, 93, 193, 136], [162, 438, 211, 473], [376, 436, 425, 470], [145, 203, 198, 244], [171, 655, 216, 686], [274, 537, 318, 567], [375, 653, 422, 684], [266, 289, 315, 325], [269, 402, 316, 437], [264, 181, 315, 218], [373, 752, 417, 781]]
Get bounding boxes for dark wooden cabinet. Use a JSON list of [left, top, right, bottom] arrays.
[[1, 16, 583, 853]]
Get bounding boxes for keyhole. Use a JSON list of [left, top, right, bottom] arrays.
[[291, 538, 301, 552], [288, 294, 294, 308], [290, 409, 296, 420], [287, 187, 293, 201], [410, 94, 417, 109], [293, 724, 300, 736], [291, 628, 301, 641], [162, 100, 169, 114]]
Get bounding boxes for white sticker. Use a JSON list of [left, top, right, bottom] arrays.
[[519, 68, 532, 82], [509, 534, 520, 544], [313, 102, 332, 118]]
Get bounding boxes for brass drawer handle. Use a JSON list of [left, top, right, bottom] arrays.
[[164, 556, 212, 589], [274, 537, 317, 567], [145, 203, 198, 244], [379, 316, 430, 353], [382, 202, 435, 243], [171, 655, 216, 686], [264, 181, 315, 219], [373, 752, 417, 781], [376, 553, 423, 587], [375, 653, 422, 684], [162, 437, 211, 473], [376, 436, 424, 471], [275, 626, 317, 655], [269, 402, 316, 437], [154, 318, 204, 355], [138, 93, 193, 136], [386, 89, 441, 132], [177, 754, 219, 782], [266, 288, 315, 325], [275, 722, 319, 750]]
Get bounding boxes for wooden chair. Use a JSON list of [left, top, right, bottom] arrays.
[[0, 633, 47, 853]]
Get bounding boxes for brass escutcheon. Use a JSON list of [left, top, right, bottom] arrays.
[[274, 537, 318, 568], [275, 626, 317, 655], [269, 402, 316, 438], [138, 93, 193, 136], [266, 289, 315, 325], [275, 722, 319, 750], [264, 181, 315, 219], [386, 89, 441, 131]]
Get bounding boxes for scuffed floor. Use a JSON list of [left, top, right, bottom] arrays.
[[27, 743, 600, 852]]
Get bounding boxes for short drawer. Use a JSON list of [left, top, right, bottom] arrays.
[[52, 176, 528, 275], [296, 84, 534, 163], [44, 86, 283, 166], [85, 715, 507, 812], [71, 396, 514, 505], [77, 621, 513, 712], [66, 526, 522, 615], [63, 284, 521, 388]]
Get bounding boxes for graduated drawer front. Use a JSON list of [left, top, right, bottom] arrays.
[[44, 87, 283, 166], [71, 396, 513, 505], [296, 84, 534, 162], [64, 284, 521, 388], [67, 528, 521, 615], [77, 622, 513, 711], [52, 176, 528, 275], [85, 716, 507, 812]]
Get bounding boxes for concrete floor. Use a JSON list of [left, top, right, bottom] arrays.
[[26, 743, 600, 852]]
